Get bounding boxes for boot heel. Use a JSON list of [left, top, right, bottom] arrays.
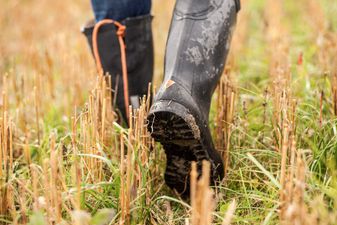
[[148, 100, 201, 141], [147, 100, 212, 196]]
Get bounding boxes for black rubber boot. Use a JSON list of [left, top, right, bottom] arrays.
[[147, 0, 240, 195], [82, 15, 154, 123]]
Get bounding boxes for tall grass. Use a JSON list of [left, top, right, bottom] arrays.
[[1, 0, 337, 224]]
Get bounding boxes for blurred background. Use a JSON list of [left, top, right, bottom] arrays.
[[2, 0, 337, 224]]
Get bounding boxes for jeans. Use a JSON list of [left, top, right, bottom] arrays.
[[91, 0, 152, 22]]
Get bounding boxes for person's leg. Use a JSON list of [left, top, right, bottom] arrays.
[[147, 0, 240, 196], [91, 0, 151, 22]]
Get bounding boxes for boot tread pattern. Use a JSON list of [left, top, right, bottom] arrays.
[[148, 111, 209, 195]]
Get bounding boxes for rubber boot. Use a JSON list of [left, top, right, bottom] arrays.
[[147, 0, 240, 195], [82, 15, 154, 123]]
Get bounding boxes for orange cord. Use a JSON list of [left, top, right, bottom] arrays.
[[92, 19, 130, 119]]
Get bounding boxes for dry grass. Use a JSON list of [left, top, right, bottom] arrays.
[[1, 0, 337, 224]]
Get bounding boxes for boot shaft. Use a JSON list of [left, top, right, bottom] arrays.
[[162, 0, 239, 119], [82, 15, 154, 122]]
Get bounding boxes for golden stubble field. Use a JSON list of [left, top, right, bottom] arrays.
[[1, 0, 337, 224]]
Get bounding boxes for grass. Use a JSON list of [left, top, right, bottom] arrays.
[[1, 0, 337, 224]]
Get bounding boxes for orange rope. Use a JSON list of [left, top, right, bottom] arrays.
[[92, 19, 130, 119]]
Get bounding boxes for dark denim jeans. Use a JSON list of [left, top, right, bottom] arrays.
[[91, 0, 152, 22]]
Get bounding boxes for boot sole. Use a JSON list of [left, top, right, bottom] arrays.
[[147, 100, 213, 196]]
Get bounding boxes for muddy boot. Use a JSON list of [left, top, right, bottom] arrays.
[[147, 0, 240, 195], [82, 15, 154, 123]]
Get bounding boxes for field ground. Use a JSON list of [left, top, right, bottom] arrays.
[[1, 0, 337, 224]]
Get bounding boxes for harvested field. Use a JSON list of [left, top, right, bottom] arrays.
[[1, 0, 337, 224]]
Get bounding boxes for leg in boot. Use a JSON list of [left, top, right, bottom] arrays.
[[147, 0, 240, 196], [82, 0, 154, 123]]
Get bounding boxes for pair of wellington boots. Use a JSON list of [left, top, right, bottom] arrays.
[[83, 0, 240, 196]]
